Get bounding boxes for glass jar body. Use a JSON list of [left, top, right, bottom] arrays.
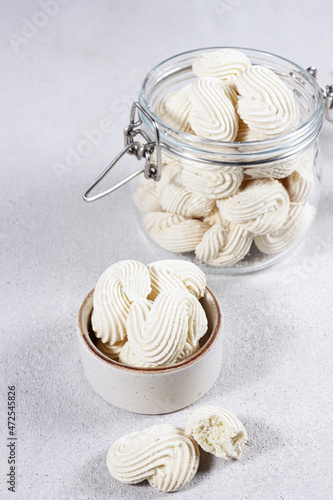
[[132, 48, 323, 274]]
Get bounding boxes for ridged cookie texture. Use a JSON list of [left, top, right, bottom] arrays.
[[118, 341, 156, 368], [203, 205, 227, 226], [143, 212, 209, 253], [91, 260, 151, 344], [185, 406, 247, 459], [176, 341, 200, 362], [283, 168, 314, 203], [235, 118, 267, 142], [147, 259, 206, 301], [195, 223, 253, 266], [155, 83, 192, 133], [283, 149, 315, 203], [155, 159, 181, 198], [217, 179, 290, 235], [243, 143, 314, 181], [244, 157, 298, 180], [133, 176, 162, 214], [159, 174, 215, 218], [126, 290, 207, 366], [189, 77, 239, 141], [179, 161, 243, 200], [119, 339, 200, 368], [192, 48, 252, 85], [236, 65, 300, 136], [107, 424, 200, 492], [96, 339, 126, 360], [254, 202, 316, 254]]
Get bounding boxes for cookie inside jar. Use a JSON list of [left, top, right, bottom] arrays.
[[133, 47, 323, 274]]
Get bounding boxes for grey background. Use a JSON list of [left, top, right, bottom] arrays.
[[1, 0, 333, 498]]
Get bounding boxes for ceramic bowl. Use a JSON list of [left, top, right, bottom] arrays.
[[77, 286, 223, 414]]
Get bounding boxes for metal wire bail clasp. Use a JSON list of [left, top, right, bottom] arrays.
[[83, 102, 162, 202], [307, 67, 333, 123]]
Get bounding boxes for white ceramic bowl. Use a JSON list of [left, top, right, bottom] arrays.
[[77, 287, 223, 414]]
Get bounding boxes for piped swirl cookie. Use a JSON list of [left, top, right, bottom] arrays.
[[217, 179, 290, 235], [127, 290, 207, 367], [143, 212, 209, 253], [119, 340, 200, 368], [192, 48, 252, 85], [118, 342, 155, 368], [236, 65, 299, 136], [189, 77, 239, 141], [159, 174, 215, 218], [107, 424, 200, 493], [147, 259, 206, 301], [155, 83, 192, 133], [195, 223, 253, 266], [179, 161, 243, 200], [91, 260, 151, 344], [254, 202, 316, 254], [133, 176, 162, 214], [185, 406, 247, 459], [96, 339, 126, 360], [282, 149, 315, 202]]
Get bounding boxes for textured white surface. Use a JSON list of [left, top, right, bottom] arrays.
[[1, 0, 333, 499]]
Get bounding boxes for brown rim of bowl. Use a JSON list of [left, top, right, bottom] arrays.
[[77, 286, 222, 374]]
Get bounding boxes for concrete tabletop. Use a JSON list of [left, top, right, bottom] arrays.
[[1, 1, 333, 498]]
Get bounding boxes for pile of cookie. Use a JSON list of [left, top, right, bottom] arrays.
[[134, 49, 316, 266]]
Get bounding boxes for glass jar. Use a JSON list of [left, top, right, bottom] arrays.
[[131, 47, 324, 274]]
